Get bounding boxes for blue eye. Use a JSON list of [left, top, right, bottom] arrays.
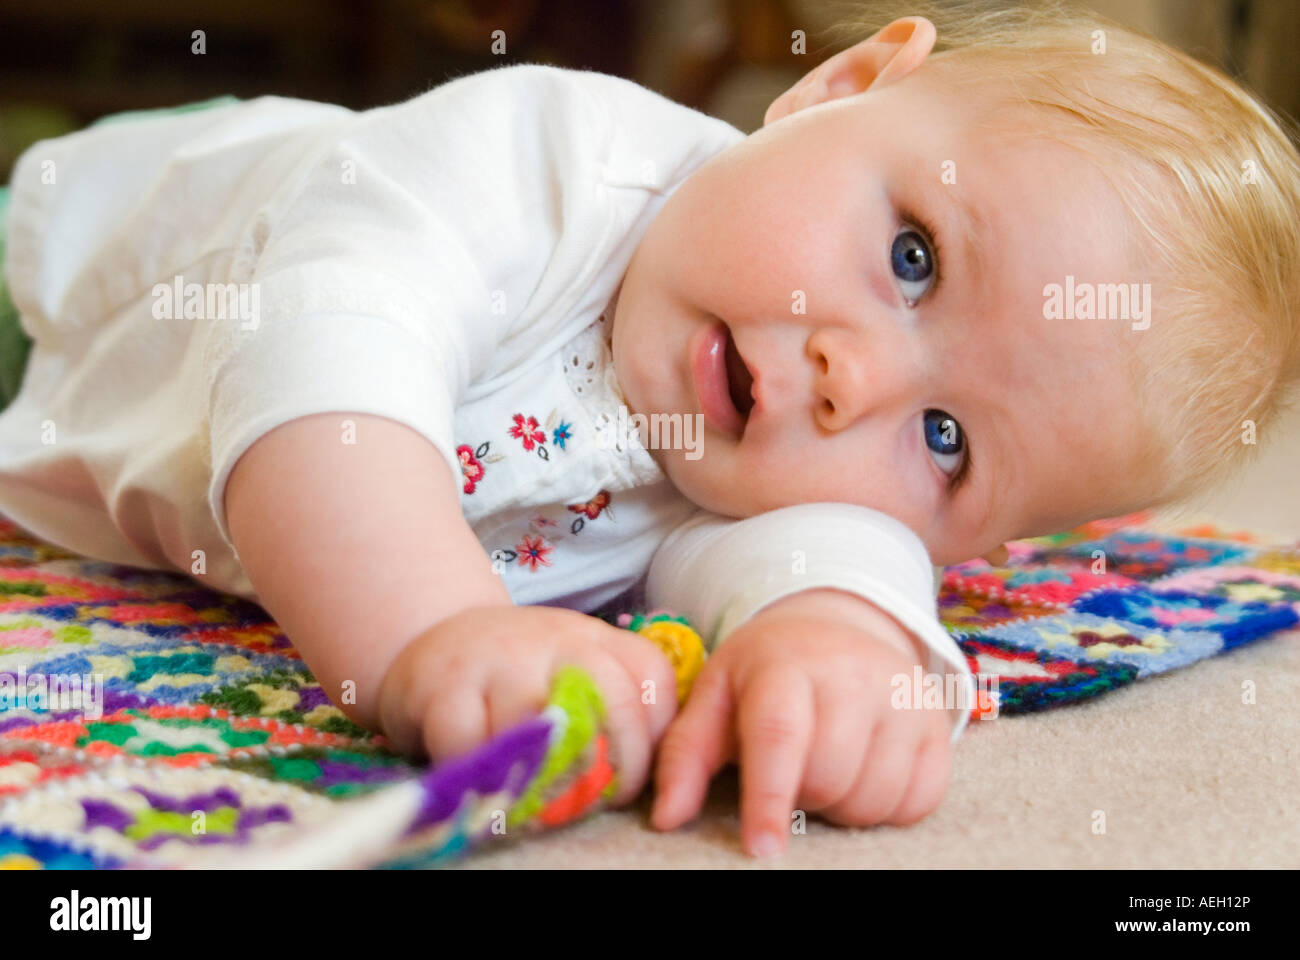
[[923, 409, 963, 475], [891, 228, 935, 305]]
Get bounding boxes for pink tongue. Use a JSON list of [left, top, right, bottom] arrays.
[[723, 330, 754, 416]]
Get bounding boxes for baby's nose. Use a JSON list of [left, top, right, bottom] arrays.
[[806, 327, 913, 432]]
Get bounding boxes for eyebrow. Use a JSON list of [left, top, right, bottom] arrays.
[[918, 177, 1000, 528], [924, 176, 987, 308]]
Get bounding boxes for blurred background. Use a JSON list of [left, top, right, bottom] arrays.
[[1, 0, 1297, 181]]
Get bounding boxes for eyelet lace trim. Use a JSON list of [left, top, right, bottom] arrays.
[[559, 311, 663, 486]]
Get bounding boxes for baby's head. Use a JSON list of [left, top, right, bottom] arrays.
[[611, 0, 1300, 566]]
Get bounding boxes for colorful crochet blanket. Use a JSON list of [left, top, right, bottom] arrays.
[[1, 510, 1297, 869]]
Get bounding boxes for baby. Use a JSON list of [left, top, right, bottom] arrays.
[[1, 0, 1298, 859]]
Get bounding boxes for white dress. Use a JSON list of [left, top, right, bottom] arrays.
[[0, 64, 973, 740]]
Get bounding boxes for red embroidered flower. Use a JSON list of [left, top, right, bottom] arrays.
[[568, 490, 611, 520], [457, 444, 484, 494], [509, 413, 546, 451], [516, 534, 553, 571]]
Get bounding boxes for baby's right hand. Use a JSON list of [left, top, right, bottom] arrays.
[[376, 604, 679, 805]]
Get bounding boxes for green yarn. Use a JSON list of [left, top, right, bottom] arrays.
[[0, 582, 47, 597], [81, 721, 137, 747], [216, 727, 271, 748], [269, 756, 321, 783], [623, 611, 691, 632], [125, 806, 238, 842], [137, 743, 218, 757], [200, 668, 306, 714], [201, 685, 264, 715], [506, 666, 605, 828], [317, 714, 370, 738], [199, 671, 373, 738], [55, 624, 93, 645]]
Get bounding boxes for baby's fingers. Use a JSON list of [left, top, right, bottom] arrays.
[[886, 736, 953, 825], [650, 662, 734, 831], [562, 646, 657, 807], [484, 664, 551, 734], [821, 720, 921, 827], [595, 627, 680, 744], [420, 679, 491, 763], [423, 660, 550, 762], [738, 666, 814, 857]]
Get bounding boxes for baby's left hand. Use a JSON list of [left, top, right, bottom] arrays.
[[649, 588, 955, 856]]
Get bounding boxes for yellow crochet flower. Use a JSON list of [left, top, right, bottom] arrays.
[[636, 620, 706, 704]]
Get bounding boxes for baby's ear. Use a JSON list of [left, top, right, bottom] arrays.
[[763, 16, 937, 126]]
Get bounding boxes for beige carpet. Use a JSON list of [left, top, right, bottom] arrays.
[[460, 410, 1300, 869]]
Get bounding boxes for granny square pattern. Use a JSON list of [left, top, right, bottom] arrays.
[[1, 509, 1296, 868]]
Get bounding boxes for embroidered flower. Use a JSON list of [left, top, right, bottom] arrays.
[[509, 413, 546, 451], [552, 421, 573, 449], [516, 535, 553, 571], [457, 444, 484, 494], [569, 490, 611, 521]]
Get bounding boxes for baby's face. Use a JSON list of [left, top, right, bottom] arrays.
[[611, 66, 1156, 567]]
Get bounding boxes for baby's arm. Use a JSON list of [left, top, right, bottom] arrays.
[[224, 412, 676, 801], [224, 412, 506, 732], [644, 504, 971, 853]]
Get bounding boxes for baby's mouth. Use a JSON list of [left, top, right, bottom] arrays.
[[690, 319, 756, 440], [723, 327, 756, 421]]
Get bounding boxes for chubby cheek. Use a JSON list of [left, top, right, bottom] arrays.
[[661, 447, 787, 519], [667, 427, 944, 530], [654, 385, 992, 564], [613, 285, 689, 420], [666, 169, 822, 321]]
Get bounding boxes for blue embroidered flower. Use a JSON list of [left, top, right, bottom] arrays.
[[552, 421, 573, 449]]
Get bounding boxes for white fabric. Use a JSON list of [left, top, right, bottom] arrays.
[[647, 505, 971, 742], [0, 63, 966, 741]]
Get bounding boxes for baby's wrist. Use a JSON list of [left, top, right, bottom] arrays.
[[753, 588, 926, 663]]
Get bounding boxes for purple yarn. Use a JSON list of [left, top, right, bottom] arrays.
[[81, 798, 134, 832], [237, 803, 293, 829], [132, 785, 241, 813], [101, 690, 158, 712], [295, 686, 332, 710], [316, 759, 410, 789], [407, 716, 552, 833], [132, 802, 293, 850]]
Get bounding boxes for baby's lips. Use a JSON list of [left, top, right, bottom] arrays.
[[690, 321, 747, 439]]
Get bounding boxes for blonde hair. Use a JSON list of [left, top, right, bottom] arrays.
[[823, 0, 1300, 518]]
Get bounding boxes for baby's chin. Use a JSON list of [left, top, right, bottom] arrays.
[[656, 454, 752, 517]]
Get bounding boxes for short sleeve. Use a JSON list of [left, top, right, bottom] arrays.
[[201, 65, 622, 547], [204, 311, 465, 547]]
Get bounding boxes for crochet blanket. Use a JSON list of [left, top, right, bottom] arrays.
[[1, 510, 1297, 869]]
